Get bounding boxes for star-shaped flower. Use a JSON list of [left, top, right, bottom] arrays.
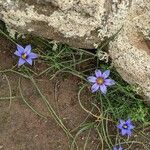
[[14, 44, 38, 67], [117, 118, 135, 136], [87, 69, 115, 94]]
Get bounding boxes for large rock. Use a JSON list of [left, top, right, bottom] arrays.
[[109, 0, 150, 105], [0, 0, 106, 48], [0, 0, 150, 103]]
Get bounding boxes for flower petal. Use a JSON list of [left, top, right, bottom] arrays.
[[17, 44, 25, 53], [28, 52, 38, 59], [121, 129, 127, 136], [128, 125, 135, 130], [104, 79, 115, 86], [102, 70, 110, 79], [100, 84, 107, 94], [91, 83, 99, 93], [119, 146, 123, 150], [113, 146, 122, 150], [113, 147, 117, 150], [119, 119, 125, 125], [26, 58, 33, 65], [24, 44, 31, 55], [126, 118, 131, 125], [95, 70, 102, 78], [126, 129, 132, 136], [117, 124, 123, 130], [87, 76, 97, 83], [14, 50, 21, 57], [18, 58, 25, 67]]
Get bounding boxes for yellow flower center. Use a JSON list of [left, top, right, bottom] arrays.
[[96, 78, 104, 85], [123, 124, 128, 129], [22, 53, 27, 59]]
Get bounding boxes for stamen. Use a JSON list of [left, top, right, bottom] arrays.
[[123, 124, 128, 129], [96, 78, 104, 85], [22, 53, 27, 59]]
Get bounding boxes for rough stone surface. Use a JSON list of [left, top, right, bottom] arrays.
[[109, 0, 150, 105], [0, 0, 150, 103], [0, 0, 106, 48]]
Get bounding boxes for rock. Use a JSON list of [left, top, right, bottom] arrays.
[[0, 0, 134, 48], [0, 0, 106, 48], [109, 0, 150, 105], [0, 0, 150, 103]]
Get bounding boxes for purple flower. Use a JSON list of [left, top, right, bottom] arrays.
[[87, 69, 115, 94], [117, 118, 135, 136], [113, 146, 122, 150], [14, 44, 38, 67]]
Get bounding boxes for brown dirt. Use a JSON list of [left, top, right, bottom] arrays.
[[0, 35, 150, 150], [0, 36, 100, 150]]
